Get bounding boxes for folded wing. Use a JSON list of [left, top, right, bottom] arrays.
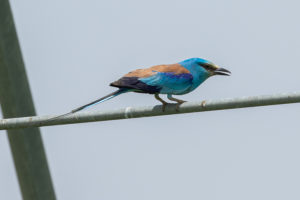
[[110, 64, 193, 94]]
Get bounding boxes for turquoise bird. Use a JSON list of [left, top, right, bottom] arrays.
[[70, 57, 231, 113]]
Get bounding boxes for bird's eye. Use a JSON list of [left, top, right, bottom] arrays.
[[201, 63, 213, 71]]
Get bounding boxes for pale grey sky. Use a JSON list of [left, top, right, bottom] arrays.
[[1, 0, 300, 199]]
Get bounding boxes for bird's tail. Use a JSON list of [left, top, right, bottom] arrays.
[[71, 88, 129, 113], [46, 88, 129, 122]]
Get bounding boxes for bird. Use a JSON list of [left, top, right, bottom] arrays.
[[52, 57, 231, 120]]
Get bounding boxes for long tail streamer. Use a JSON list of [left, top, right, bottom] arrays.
[[48, 88, 129, 121]]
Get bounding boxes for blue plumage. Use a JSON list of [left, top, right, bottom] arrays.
[[139, 71, 193, 95], [68, 58, 231, 113]]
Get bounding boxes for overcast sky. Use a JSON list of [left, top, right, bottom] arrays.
[[1, 0, 300, 199]]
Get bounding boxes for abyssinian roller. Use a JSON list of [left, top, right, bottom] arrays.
[[64, 58, 231, 115]]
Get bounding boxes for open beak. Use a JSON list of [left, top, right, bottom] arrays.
[[214, 68, 231, 76]]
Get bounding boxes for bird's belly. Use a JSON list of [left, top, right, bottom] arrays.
[[159, 85, 192, 95], [159, 79, 204, 95]]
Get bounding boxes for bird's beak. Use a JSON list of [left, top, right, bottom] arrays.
[[214, 68, 231, 76]]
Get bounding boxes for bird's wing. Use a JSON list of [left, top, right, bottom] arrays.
[[110, 64, 193, 94], [124, 63, 191, 77]]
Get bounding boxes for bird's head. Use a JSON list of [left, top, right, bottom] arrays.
[[180, 58, 231, 77]]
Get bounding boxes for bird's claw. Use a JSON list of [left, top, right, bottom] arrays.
[[175, 100, 186, 112], [161, 103, 167, 112], [201, 100, 206, 108]]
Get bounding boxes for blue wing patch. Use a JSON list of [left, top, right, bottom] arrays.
[[139, 71, 193, 95]]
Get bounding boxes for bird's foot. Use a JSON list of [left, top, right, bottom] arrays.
[[161, 103, 168, 112], [201, 100, 206, 108], [175, 100, 186, 112]]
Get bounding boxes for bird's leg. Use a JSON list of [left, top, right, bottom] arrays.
[[167, 94, 186, 111], [154, 93, 168, 112]]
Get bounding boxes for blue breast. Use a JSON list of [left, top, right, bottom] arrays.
[[178, 58, 211, 93]]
